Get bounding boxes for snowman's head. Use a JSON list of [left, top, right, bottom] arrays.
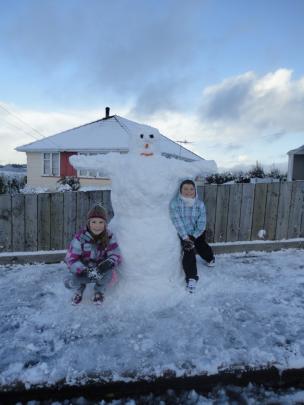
[[139, 133, 155, 156], [133, 132, 159, 157]]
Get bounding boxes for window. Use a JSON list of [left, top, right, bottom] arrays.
[[43, 153, 59, 176], [78, 152, 106, 178]]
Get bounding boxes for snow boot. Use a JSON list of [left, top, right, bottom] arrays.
[[72, 292, 83, 305], [93, 292, 104, 305], [187, 278, 197, 294], [207, 258, 215, 267]]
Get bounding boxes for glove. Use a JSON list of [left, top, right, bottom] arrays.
[[181, 238, 195, 252], [86, 264, 103, 282], [96, 258, 115, 274], [86, 259, 115, 282]]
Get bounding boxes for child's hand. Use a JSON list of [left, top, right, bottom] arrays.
[[86, 266, 103, 282], [97, 259, 115, 274], [86, 259, 114, 282], [182, 238, 195, 252]]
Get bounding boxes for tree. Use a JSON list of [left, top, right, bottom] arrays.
[[248, 162, 265, 179], [57, 176, 80, 191]]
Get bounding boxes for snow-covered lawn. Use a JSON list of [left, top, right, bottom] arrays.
[[0, 249, 304, 389]]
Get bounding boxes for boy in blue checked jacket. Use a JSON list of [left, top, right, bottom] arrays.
[[65, 204, 121, 305], [169, 179, 215, 293]]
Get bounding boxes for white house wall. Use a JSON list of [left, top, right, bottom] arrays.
[[26, 152, 54, 188], [287, 155, 294, 181]]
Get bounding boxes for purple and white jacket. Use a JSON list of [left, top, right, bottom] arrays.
[[65, 228, 122, 275]]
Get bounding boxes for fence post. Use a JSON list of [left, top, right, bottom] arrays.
[[76, 192, 90, 231], [226, 183, 243, 242], [63, 192, 77, 249], [12, 194, 25, 251], [25, 194, 38, 251], [239, 183, 255, 241], [264, 182, 280, 240], [38, 193, 51, 250], [288, 181, 304, 239], [0, 194, 12, 252], [50, 193, 64, 250], [202, 185, 217, 243], [251, 183, 267, 240], [103, 190, 114, 220], [214, 185, 230, 242]]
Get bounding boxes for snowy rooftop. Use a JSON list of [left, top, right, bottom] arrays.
[[287, 144, 304, 155], [0, 248, 304, 389], [16, 115, 203, 161]]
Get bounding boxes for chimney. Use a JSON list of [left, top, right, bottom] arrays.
[[105, 106, 110, 119]]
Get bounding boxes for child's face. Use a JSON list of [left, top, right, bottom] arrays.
[[181, 184, 196, 198], [89, 218, 106, 235]]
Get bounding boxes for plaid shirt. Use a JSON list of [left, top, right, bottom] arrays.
[[65, 228, 121, 275], [169, 194, 206, 240]]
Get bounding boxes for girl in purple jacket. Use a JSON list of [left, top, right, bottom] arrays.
[[65, 204, 121, 305]]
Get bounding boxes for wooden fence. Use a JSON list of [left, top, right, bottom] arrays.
[[0, 181, 303, 253]]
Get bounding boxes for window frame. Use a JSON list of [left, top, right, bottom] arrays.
[[42, 152, 60, 176]]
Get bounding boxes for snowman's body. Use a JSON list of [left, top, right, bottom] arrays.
[[109, 155, 183, 291], [70, 132, 216, 300]]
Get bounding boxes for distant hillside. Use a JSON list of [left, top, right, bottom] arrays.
[[0, 164, 27, 173]]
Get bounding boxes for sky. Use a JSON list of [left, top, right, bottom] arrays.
[[0, 0, 304, 171]]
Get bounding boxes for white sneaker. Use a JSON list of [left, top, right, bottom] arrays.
[[187, 278, 197, 294], [207, 258, 215, 267]]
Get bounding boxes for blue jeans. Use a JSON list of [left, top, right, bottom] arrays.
[[64, 270, 114, 294]]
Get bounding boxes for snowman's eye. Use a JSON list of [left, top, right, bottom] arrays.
[[149, 134, 154, 139], [140, 134, 144, 139]]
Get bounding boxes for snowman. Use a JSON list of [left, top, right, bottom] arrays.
[[70, 130, 216, 304]]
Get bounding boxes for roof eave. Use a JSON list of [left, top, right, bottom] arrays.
[[287, 147, 304, 155], [15, 147, 129, 153]]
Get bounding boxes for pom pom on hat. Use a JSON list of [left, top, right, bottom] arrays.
[[87, 204, 108, 222]]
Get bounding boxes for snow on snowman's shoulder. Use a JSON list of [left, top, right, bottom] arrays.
[[163, 156, 217, 179], [69, 152, 123, 174], [70, 152, 216, 178]]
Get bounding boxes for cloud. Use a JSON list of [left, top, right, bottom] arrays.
[[131, 69, 304, 169], [263, 131, 286, 142], [198, 69, 304, 142], [2, 67, 302, 169], [212, 142, 242, 151], [202, 72, 255, 120], [0, 0, 206, 105], [130, 77, 193, 117], [0, 101, 113, 164]]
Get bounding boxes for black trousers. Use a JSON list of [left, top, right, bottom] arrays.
[[181, 232, 214, 282]]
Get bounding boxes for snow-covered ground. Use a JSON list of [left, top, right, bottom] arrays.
[[0, 249, 304, 389]]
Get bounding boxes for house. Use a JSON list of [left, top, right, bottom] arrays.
[[287, 145, 304, 181], [16, 108, 206, 191]]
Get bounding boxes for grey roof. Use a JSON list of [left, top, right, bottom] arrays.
[[287, 144, 304, 155]]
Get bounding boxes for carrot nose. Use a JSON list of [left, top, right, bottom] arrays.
[[144, 143, 149, 149]]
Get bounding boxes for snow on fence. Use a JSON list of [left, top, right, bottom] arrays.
[[0, 182, 303, 252]]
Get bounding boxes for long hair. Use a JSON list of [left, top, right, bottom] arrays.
[[87, 223, 109, 249], [95, 229, 109, 249]]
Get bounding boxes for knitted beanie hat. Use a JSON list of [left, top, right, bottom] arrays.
[[87, 204, 108, 222], [179, 179, 196, 193]]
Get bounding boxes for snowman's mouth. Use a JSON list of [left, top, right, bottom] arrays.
[[140, 152, 154, 156]]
